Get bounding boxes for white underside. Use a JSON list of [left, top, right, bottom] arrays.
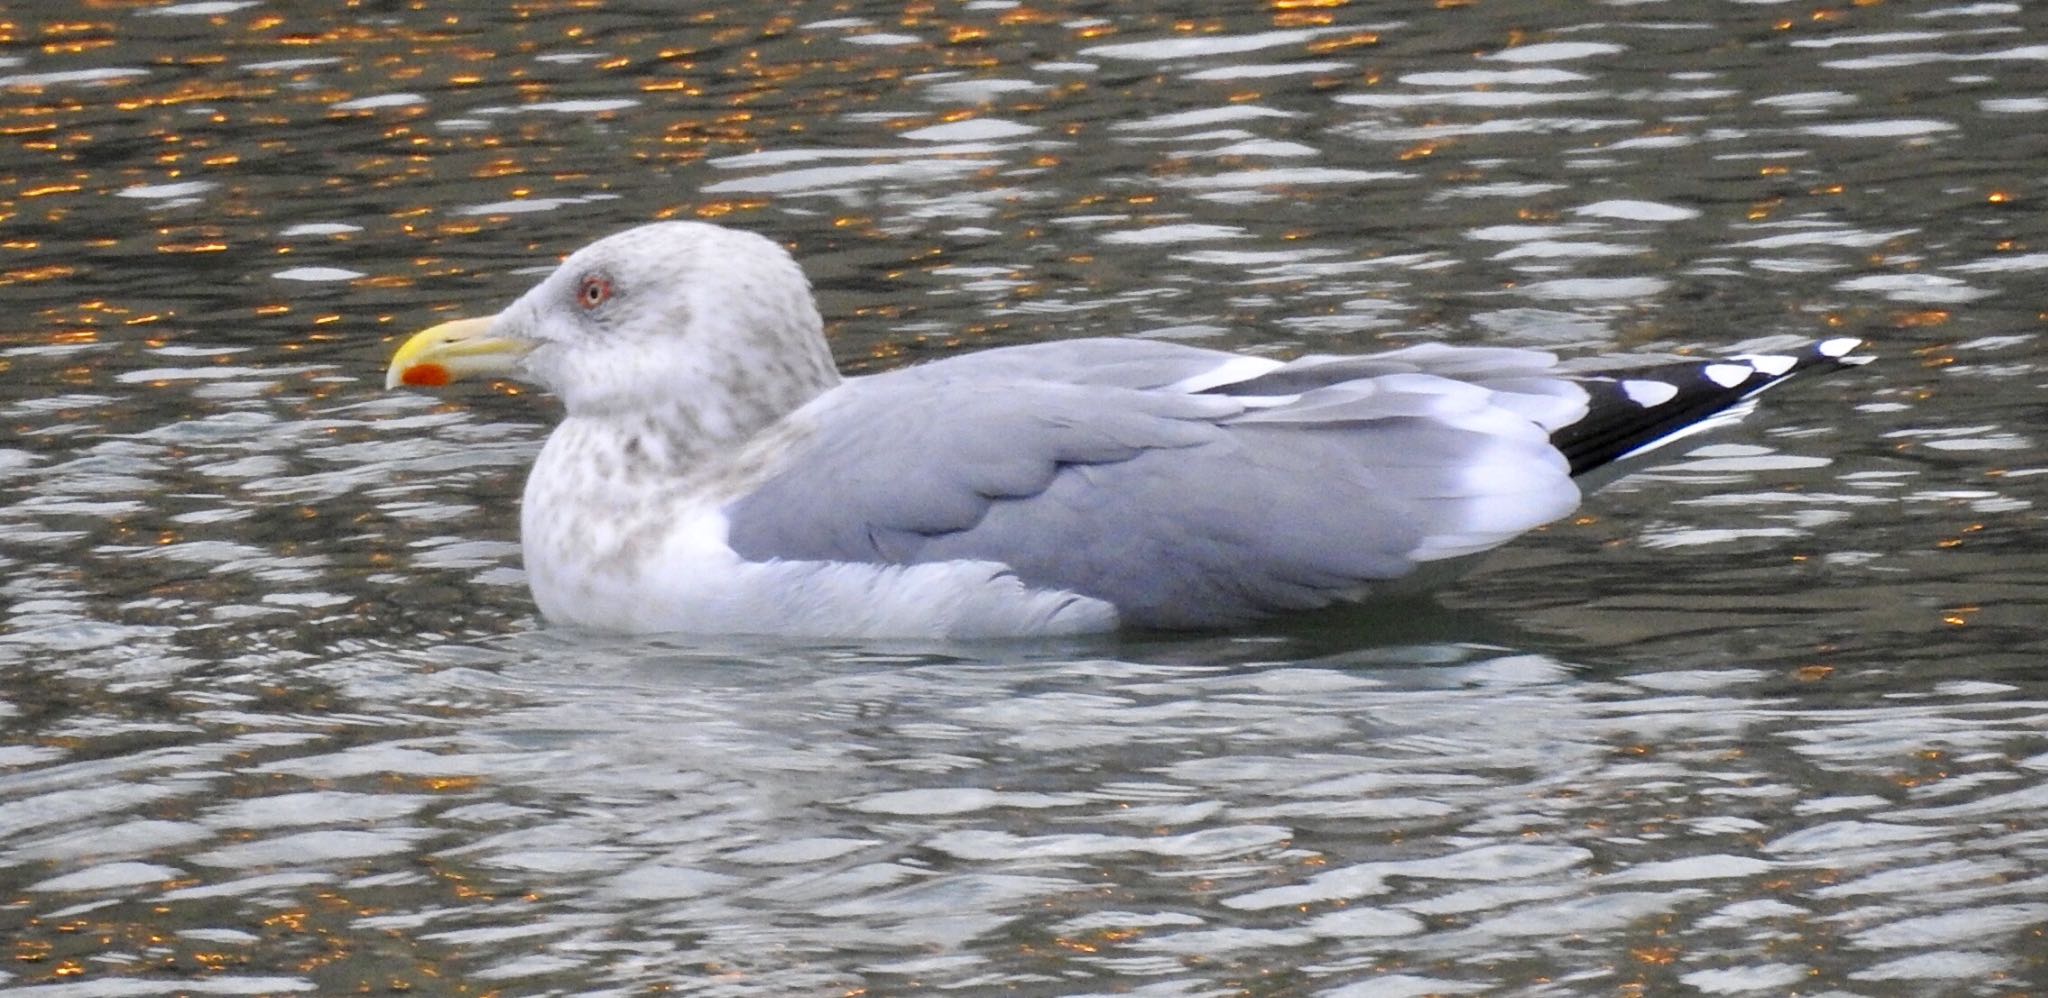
[[523, 487, 1119, 640]]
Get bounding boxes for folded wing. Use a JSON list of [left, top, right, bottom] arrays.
[[724, 341, 1588, 629]]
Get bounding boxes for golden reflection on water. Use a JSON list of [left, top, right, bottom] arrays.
[[0, 0, 1404, 375], [1, 0, 2045, 992]]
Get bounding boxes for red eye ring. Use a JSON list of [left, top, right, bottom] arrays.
[[577, 274, 613, 310]]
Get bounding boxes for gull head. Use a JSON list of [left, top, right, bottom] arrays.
[[388, 221, 842, 439]]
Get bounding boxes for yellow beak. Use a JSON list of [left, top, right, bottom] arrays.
[[384, 315, 531, 390]]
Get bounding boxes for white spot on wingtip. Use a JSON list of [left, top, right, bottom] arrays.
[[1621, 379, 1680, 407], [1736, 353, 1798, 377], [1818, 336, 1862, 358], [1703, 363, 1754, 389]]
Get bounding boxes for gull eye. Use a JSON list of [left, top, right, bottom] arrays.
[[577, 274, 613, 310]]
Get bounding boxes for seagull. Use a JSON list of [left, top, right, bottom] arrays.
[[385, 221, 1863, 639]]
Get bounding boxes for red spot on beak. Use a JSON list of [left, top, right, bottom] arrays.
[[402, 363, 451, 387]]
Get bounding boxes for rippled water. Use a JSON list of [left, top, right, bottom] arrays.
[[3, 1, 2046, 994]]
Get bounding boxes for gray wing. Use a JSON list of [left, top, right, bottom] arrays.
[[880, 337, 1586, 395], [877, 337, 1253, 391], [723, 344, 1583, 630]]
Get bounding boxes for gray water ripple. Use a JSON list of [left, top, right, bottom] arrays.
[[2, 0, 2046, 993]]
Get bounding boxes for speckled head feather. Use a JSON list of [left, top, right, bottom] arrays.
[[498, 221, 841, 442]]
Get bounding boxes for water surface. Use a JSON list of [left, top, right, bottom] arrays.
[[2, 1, 2045, 994]]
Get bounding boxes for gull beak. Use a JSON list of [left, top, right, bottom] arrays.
[[385, 315, 532, 390]]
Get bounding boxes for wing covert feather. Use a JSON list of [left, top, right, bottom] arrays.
[[723, 363, 1581, 629]]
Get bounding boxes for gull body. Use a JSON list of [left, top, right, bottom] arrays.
[[386, 222, 1862, 639]]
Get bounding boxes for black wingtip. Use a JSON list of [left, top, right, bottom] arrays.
[[1555, 337, 1869, 479]]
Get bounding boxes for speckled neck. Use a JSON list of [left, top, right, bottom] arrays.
[[520, 418, 687, 614]]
